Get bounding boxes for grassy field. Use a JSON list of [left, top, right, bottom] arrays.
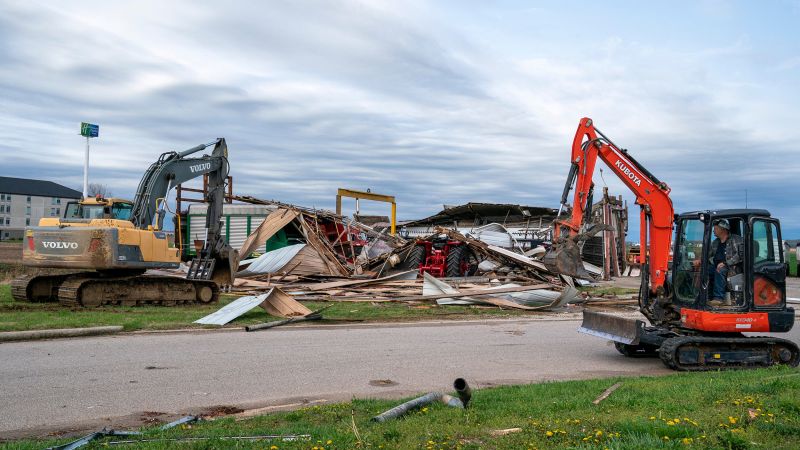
[[8, 367, 800, 449], [0, 283, 560, 332]]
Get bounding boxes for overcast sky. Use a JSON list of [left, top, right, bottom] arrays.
[[1, 1, 799, 238]]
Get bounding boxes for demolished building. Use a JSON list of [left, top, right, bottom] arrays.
[[397, 203, 557, 250]]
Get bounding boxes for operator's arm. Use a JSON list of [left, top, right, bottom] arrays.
[[726, 235, 744, 267]]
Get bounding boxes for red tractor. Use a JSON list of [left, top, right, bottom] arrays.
[[403, 237, 478, 278]]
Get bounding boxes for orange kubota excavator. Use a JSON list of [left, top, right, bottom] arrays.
[[549, 118, 798, 371]]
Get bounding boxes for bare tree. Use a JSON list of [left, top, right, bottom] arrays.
[[88, 183, 113, 198]]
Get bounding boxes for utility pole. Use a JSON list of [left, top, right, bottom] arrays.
[[80, 122, 99, 199]]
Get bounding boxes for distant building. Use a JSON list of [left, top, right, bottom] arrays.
[[0, 176, 82, 240]]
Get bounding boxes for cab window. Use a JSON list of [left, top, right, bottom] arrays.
[[65, 202, 81, 218], [673, 218, 705, 304], [112, 203, 133, 220], [80, 205, 105, 219], [752, 220, 782, 265]]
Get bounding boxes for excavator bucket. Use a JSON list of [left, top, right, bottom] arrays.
[[211, 249, 240, 286], [542, 238, 593, 279], [578, 310, 644, 345]]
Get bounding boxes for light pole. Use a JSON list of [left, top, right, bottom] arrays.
[[80, 122, 99, 199]]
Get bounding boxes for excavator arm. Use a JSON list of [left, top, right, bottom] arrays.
[[130, 139, 238, 285], [553, 118, 674, 302]]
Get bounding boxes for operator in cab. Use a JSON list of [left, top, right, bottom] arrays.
[[708, 218, 744, 306]]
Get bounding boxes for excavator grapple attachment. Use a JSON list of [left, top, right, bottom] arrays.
[[187, 248, 239, 286], [542, 238, 593, 279]]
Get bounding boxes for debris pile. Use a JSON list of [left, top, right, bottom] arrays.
[[182, 194, 636, 326]]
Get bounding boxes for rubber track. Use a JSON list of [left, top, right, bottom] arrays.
[[659, 335, 800, 371], [57, 274, 219, 307]]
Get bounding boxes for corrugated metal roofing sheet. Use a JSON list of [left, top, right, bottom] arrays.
[[467, 223, 520, 249], [237, 244, 306, 276], [193, 292, 270, 325]]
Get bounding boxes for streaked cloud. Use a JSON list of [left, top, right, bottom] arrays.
[[0, 0, 798, 237]]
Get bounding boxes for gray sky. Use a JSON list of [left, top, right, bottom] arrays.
[[1, 1, 799, 238]]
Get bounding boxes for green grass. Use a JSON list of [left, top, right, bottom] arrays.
[[8, 367, 800, 449], [0, 283, 535, 332]]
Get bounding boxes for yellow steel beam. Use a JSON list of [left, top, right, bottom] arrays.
[[336, 188, 396, 235], [336, 188, 395, 204]]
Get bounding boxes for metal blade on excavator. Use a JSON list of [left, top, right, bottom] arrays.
[[542, 238, 593, 279], [578, 310, 645, 345]]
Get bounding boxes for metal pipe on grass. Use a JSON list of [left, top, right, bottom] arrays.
[[454, 377, 471, 408], [371, 379, 471, 422]]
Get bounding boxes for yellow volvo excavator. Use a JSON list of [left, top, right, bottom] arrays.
[[11, 139, 238, 307]]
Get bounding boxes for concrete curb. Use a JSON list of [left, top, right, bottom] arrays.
[[0, 326, 123, 342]]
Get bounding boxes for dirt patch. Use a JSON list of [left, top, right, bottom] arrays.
[[139, 411, 168, 425], [200, 405, 244, 418], [0, 243, 22, 264]]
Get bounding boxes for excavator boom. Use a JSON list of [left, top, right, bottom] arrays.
[[549, 118, 674, 300]]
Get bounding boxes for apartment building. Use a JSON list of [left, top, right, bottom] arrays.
[[0, 176, 82, 240]]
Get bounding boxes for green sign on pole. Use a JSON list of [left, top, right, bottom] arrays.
[[80, 122, 99, 138]]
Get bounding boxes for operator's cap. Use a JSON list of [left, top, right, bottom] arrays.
[[714, 218, 730, 230]]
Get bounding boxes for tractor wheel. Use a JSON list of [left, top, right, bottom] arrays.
[[401, 245, 427, 271], [446, 245, 477, 278]]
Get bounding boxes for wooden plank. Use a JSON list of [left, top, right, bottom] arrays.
[[486, 245, 551, 273], [309, 283, 555, 303], [298, 218, 350, 276], [239, 208, 300, 259], [260, 287, 313, 318], [300, 270, 418, 291], [592, 382, 623, 405]]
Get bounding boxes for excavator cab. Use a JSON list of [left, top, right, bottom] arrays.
[[670, 209, 792, 331], [63, 197, 134, 221], [581, 208, 797, 370]]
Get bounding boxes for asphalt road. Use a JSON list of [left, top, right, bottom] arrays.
[[2, 315, 799, 439]]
